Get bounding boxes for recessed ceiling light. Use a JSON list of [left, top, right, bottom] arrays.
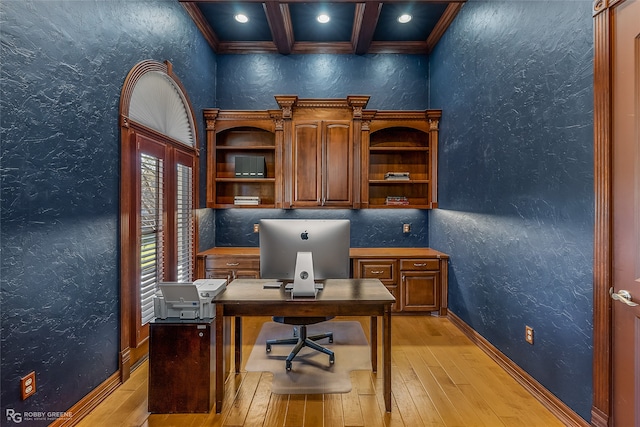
[[317, 14, 330, 24], [235, 14, 249, 23], [397, 14, 412, 24]]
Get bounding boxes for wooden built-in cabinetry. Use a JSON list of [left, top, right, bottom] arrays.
[[274, 95, 369, 208], [195, 247, 448, 315], [352, 258, 400, 311], [204, 96, 441, 209], [399, 258, 445, 313], [351, 248, 448, 315], [195, 247, 260, 281], [362, 110, 442, 209], [204, 110, 283, 208]]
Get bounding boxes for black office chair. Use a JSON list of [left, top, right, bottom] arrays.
[[266, 316, 335, 371]]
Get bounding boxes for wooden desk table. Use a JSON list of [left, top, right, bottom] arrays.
[[213, 278, 395, 413]]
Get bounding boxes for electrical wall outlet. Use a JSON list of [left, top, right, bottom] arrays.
[[403, 223, 411, 233], [21, 371, 36, 400], [253, 223, 259, 233], [525, 326, 534, 345]]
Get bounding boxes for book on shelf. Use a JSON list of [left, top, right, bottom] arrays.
[[384, 172, 410, 180], [234, 196, 260, 205], [385, 196, 409, 206]]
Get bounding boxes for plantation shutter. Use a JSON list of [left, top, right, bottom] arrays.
[[140, 153, 165, 326], [176, 163, 193, 283]]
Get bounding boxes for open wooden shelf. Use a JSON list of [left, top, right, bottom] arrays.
[[364, 116, 441, 208], [204, 110, 282, 208]]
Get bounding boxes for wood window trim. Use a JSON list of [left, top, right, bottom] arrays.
[[119, 60, 199, 382], [120, 123, 200, 378]]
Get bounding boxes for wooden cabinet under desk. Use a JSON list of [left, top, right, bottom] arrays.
[[196, 247, 448, 315], [399, 258, 442, 313], [351, 248, 449, 315], [196, 247, 260, 281], [148, 318, 231, 414], [204, 254, 260, 281]]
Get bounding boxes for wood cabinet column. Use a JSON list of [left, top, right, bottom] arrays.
[[275, 95, 297, 209], [347, 95, 370, 209]]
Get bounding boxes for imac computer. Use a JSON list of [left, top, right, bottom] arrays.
[[259, 219, 350, 297]]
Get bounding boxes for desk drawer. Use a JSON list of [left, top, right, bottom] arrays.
[[204, 269, 260, 280], [205, 256, 260, 271], [355, 259, 397, 285], [400, 259, 440, 271]]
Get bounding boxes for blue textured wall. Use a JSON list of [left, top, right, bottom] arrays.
[[216, 54, 429, 110], [215, 209, 428, 248], [429, 1, 593, 420], [0, 0, 215, 422], [197, 208, 217, 251], [213, 53, 431, 248]]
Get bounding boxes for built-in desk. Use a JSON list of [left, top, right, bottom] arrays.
[[212, 278, 395, 413], [196, 247, 449, 315]]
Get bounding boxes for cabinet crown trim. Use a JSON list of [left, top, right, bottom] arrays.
[[275, 95, 371, 110]]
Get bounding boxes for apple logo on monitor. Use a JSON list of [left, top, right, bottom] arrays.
[[300, 230, 309, 240]]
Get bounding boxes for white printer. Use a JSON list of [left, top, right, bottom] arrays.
[[153, 279, 227, 320]]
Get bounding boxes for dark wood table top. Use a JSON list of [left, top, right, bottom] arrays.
[[213, 279, 395, 316], [215, 278, 395, 303]]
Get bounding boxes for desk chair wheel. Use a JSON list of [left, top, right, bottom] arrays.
[[267, 320, 335, 371]]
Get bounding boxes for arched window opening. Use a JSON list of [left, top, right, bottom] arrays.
[[119, 60, 199, 376]]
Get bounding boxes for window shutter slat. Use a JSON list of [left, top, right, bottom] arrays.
[[176, 163, 194, 284], [139, 153, 164, 325]]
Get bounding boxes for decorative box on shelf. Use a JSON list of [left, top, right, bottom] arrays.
[[234, 196, 260, 206], [384, 172, 410, 181], [385, 196, 409, 206]]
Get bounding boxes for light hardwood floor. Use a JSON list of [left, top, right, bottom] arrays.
[[77, 316, 564, 427]]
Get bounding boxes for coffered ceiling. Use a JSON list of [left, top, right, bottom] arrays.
[[179, 1, 466, 55]]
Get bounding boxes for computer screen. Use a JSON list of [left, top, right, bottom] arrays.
[[259, 219, 350, 282]]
